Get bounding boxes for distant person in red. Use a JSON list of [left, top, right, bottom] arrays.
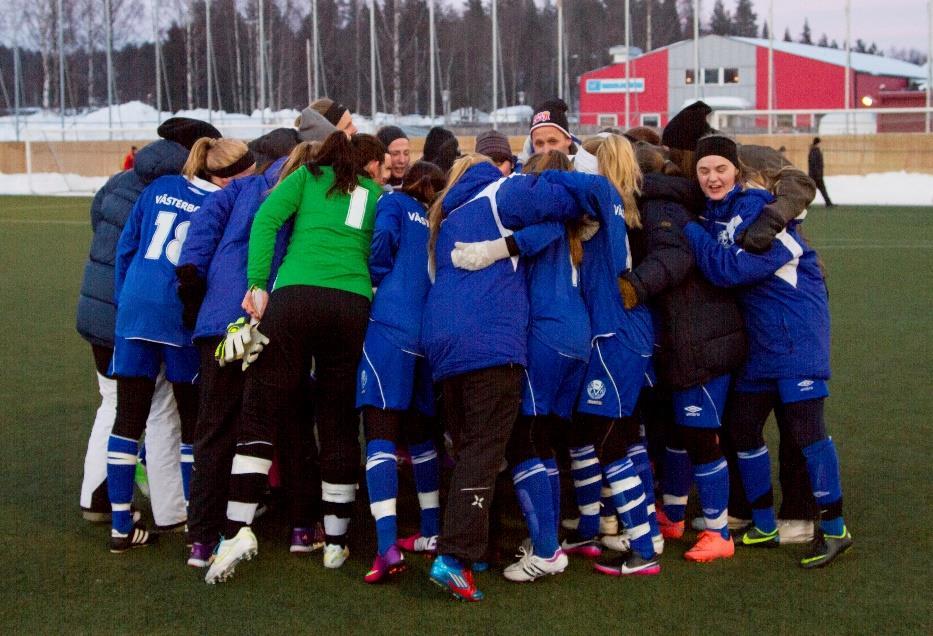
[[122, 146, 138, 170]]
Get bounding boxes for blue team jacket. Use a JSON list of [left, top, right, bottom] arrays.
[[684, 185, 831, 381], [178, 158, 291, 340], [422, 162, 583, 381], [115, 174, 219, 346], [368, 191, 433, 353]]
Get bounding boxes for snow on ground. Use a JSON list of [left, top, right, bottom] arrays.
[[0, 173, 108, 195]]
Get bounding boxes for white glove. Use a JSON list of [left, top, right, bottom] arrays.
[[215, 317, 252, 367], [578, 215, 601, 241], [450, 238, 511, 271], [241, 319, 270, 371]]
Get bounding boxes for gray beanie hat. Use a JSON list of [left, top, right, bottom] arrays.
[[296, 107, 338, 142], [475, 130, 512, 159]]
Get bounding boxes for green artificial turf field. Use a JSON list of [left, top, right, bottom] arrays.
[[1, 195, 931, 634]]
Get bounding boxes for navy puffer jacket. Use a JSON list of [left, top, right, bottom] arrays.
[[75, 139, 189, 347]]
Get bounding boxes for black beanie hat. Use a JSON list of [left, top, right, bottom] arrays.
[[695, 134, 739, 167], [248, 128, 300, 167], [661, 101, 714, 151], [157, 117, 222, 150], [423, 127, 457, 163], [530, 99, 572, 139], [377, 125, 408, 149], [432, 137, 461, 174]]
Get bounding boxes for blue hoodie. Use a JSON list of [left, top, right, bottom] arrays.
[[178, 157, 292, 340], [684, 185, 831, 381], [368, 191, 432, 353], [421, 162, 583, 381]]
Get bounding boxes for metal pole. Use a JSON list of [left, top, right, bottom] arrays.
[[306, 39, 313, 105], [153, 0, 162, 123], [57, 0, 65, 138], [13, 18, 20, 141], [105, 0, 113, 138], [206, 0, 213, 121], [369, 0, 376, 118], [767, 0, 774, 134], [625, 0, 630, 128], [492, 0, 498, 122], [258, 0, 266, 122], [429, 0, 436, 119], [312, 0, 319, 100], [693, 0, 700, 99], [927, 0, 932, 133], [557, 0, 564, 100], [844, 0, 851, 133]]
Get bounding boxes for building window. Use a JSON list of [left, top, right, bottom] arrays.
[[685, 69, 695, 85], [703, 68, 720, 85], [724, 68, 740, 84], [598, 114, 618, 128], [640, 114, 660, 128]]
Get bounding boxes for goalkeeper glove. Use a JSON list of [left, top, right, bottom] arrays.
[[241, 319, 270, 371], [450, 238, 511, 271], [214, 317, 252, 367]]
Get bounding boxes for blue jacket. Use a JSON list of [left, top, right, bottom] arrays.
[[178, 158, 291, 340], [421, 163, 583, 381], [684, 185, 831, 381], [76, 139, 189, 347], [115, 174, 219, 346], [369, 191, 432, 353]]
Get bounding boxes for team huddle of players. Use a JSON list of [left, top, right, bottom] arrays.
[[76, 97, 852, 602]]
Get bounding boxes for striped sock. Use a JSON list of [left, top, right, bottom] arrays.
[[409, 440, 440, 538], [569, 445, 601, 539], [365, 439, 398, 555], [604, 457, 654, 559], [627, 443, 659, 538], [107, 434, 139, 534], [512, 458, 558, 557], [225, 441, 273, 537], [322, 481, 357, 547], [179, 443, 194, 506]]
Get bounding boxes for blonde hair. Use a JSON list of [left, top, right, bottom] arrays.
[[182, 137, 251, 180], [428, 153, 495, 275], [596, 134, 642, 230], [276, 141, 323, 187]]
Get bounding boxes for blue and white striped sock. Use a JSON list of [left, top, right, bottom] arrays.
[[627, 442, 659, 538], [569, 445, 601, 539], [604, 457, 654, 559], [736, 445, 776, 533], [365, 439, 398, 555], [662, 447, 692, 522], [694, 458, 730, 539], [107, 434, 138, 535], [179, 443, 194, 506]]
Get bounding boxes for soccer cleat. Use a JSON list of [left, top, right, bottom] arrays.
[[503, 547, 568, 582], [396, 533, 438, 554], [692, 515, 751, 533], [110, 523, 157, 553], [800, 527, 853, 569], [204, 527, 258, 584], [290, 524, 326, 554], [364, 545, 407, 583], [600, 531, 630, 553], [560, 515, 617, 535], [429, 555, 484, 601], [593, 551, 661, 577], [684, 530, 735, 563], [656, 508, 685, 540], [740, 525, 780, 547], [560, 531, 603, 559], [187, 541, 217, 568], [322, 543, 350, 569], [777, 519, 815, 544]]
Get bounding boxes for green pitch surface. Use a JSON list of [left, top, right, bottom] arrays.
[[1, 195, 931, 633]]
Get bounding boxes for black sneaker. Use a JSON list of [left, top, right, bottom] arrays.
[[560, 531, 602, 558], [800, 526, 852, 569], [110, 524, 158, 553], [593, 551, 660, 576]]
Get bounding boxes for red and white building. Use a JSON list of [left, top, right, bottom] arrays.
[[579, 35, 927, 129]]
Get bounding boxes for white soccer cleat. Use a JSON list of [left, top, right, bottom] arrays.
[[323, 543, 350, 569], [503, 547, 569, 582], [204, 527, 258, 584], [600, 532, 631, 553], [777, 519, 815, 544]]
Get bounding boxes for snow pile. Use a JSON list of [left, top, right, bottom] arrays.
[[0, 172, 108, 195], [820, 172, 933, 206]]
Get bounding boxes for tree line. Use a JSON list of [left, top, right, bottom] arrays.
[[0, 0, 926, 118]]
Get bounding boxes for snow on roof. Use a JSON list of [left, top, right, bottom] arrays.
[[732, 37, 926, 79]]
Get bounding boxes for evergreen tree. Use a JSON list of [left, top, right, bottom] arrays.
[[761, 20, 769, 40], [654, 0, 683, 47], [783, 27, 792, 42], [830, 39, 839, 49], [732, 0, 757, 37], [818, 32, 828, 47], [854, 38, 867, 53], [709, 0, 733, 35], [799, 18, 812, 45]]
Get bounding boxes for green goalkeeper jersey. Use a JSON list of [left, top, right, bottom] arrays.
[[247, 165, 383, 300]]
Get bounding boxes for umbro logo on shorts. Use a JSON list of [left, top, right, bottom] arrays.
[[685, 405, 702, 416]]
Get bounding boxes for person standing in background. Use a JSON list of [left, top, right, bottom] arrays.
[[122, 146, 137, 170], [808, 138, 833, 207]]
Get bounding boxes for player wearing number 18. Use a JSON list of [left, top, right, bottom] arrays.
[[106, 137, 254, 553]]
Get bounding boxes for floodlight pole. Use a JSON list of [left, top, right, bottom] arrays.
[[492, 0, 498, 123], [767, 0, 774, 134], [927, 0, 932, 133], [206, 0, 213, 122], [58, 0, 65, 138], [693, 0, 700, 100], [153, 0, 162, 123], [258, 0, 266, 122], [13, 15, 20, 141], [429, 0, 436, 119], [105, 0, 113, 138], [844, 0, 851, 133], [312, 0, 320, 101], [557, 0, 564, 100], [625, 0, 631, 128], [369, 0, 377, 118]]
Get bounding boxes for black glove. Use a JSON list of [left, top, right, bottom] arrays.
[[736, 204, 786, 253], [176, 264, 207, 330]]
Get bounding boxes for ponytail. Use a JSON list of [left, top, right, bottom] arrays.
[[309, 131, 385, 196], [401, 161, 447, 206], [182, 138, 213, 179], [596, 134, 643, 230], [182, 137, 253, 181]]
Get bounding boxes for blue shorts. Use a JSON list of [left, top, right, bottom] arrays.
[[521, 334, 587, 420], [356, 324, 436, 415], [734, 377, 830, 404], [576, 335, 652, 419], [672, 374, 731, 429], [109, 336, 199, 383]]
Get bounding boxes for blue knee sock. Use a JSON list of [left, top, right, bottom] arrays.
[[365, 439, 398, 555], [662, 447, 692, 522], [736, 445, 776, 533], [107, 435, 138, 534], [694, 458, 730, 539], [569, 445, 601, 539], [512, 458, 558, 556], [627, 443, 659, 537], [542, 457, 561, 535], [180, 443, 194, 506], [409, 440, 440, 538], [802, 438, 845, 536], [604, 458, 654, 559]]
